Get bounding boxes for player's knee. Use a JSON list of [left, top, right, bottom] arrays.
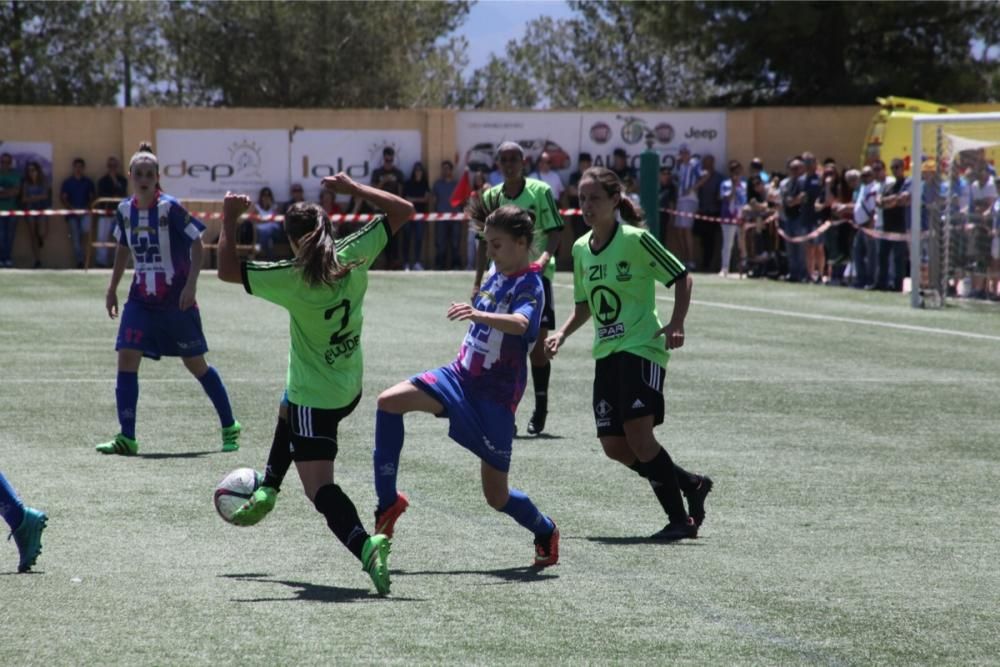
[[600, 439, 633, 465], [484, 486, 509, 511], [376, 387, 407, 413]]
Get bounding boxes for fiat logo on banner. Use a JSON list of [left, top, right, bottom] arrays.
[[654, 123, 675, 144], [589, 122, 611, 144]]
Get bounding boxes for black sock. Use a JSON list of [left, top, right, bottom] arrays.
[[531, 362, 550, 414], [639, 449, 689, 524], [671, 463, 699, 495], [631, 456, 698, 495], [262, 418, 292, 491], [313, 483, 369, 561]]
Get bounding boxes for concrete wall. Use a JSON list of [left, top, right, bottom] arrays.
[[2, 103, 998, 268]]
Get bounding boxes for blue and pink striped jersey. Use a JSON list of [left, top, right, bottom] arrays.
[[114, 193, 205, 308], [451, 265, 544, 411]]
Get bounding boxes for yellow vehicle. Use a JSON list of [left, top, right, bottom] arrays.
[[861, 96, 958, 174]]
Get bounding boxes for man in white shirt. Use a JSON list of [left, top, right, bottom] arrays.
[[530, 152, 564, 202]]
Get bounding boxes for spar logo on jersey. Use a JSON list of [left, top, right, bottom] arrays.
[[615, 260, 632, 282], [591, 286, 624, 340]]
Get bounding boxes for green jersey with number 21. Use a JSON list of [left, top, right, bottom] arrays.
[[572, 223, 688, 369]]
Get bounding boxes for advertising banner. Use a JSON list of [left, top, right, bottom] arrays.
[[290, 130, 423, 203], [457, 111, 726, 181], [155, 130, 290, 201]]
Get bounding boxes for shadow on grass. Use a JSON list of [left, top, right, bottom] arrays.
[[221, 573, 422, 603], [137, 450, 216, 460], [512, 433, 564, 441], [394, 565, 557, 584], [576, 536, 705, 546]]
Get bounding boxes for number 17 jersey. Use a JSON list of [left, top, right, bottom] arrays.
[[572, 223, 687, 369]]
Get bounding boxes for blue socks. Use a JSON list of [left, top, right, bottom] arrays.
[[116, 371, 139, 439], [0, 472, 26, 531], [373, 410, 405, 512], [197, 366, 235, 428], [499, 488, 554, 537]]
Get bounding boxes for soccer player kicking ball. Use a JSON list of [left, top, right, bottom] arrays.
[[473, 141, 563, 436], [544, 167, 713, 541], [215, 174, 415, 596], [96, 142, 241, 456], [0, 471, 46, 573], [373, 199, 559, 568]]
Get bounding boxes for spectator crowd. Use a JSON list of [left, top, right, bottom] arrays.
[[1, 143, 997, 301]]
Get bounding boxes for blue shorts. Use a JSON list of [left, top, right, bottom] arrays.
[[411, 364, 514, 473], [116, 300, 209, 360]]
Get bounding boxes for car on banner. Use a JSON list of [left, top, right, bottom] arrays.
[[464, 139, 571, 172], [465, 142, 496, 172], [518, 139, 571, 170]]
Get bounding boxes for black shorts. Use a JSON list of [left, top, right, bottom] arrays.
[[287, 393, 361, 462], [592, 352, 665, 437], [540, 275, 555, 330]]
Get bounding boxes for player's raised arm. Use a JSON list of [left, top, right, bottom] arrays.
[[322, 173, 414, 235], [218, 191, 252, 284]]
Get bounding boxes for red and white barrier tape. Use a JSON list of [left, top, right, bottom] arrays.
[[665, 207, 998, 243]]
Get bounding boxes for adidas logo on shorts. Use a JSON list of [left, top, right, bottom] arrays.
[[631, 399, 645, 409]]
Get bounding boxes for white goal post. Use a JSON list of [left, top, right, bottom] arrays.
[[910, 112, 1000, 308]]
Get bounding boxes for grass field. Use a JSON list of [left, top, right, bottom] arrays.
[[2, 269, 999, 666]]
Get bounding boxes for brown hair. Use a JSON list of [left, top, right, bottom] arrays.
[[580, 166, 645, 226], [283, 202, 360, 286], [465, 196, 534, 245]]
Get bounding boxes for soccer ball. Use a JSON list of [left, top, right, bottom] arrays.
[[214, 467, 263, 525]]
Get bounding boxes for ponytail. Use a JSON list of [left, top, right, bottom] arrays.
[[617, 196, 645, 226], [284, 202, 359, 286]]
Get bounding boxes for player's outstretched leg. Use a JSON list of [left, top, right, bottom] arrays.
[[373, 407, 410, 538], [95, 433, 139, 456], [683, 475, 713, 528], [361, 534, 391, 596], [221, 421, 242, 453], [491, 481, 558, 568], [533, 519, 559, 568], [374, 491, 409, 539], [11, 507, 48, 573], [232, 415, 292, 526], [640, 449, 697, 542], [232, 486, 277, 526], [311, 481, 389, 595], [1, 473, 48, 572]]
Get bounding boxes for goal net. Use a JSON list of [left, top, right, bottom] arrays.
[[910, 112, 1000, 308]]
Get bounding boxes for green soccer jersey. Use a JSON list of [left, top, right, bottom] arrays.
[[483, 178, 564, 279], [572, 223, 688, 368], [242, 217, 389, 409]]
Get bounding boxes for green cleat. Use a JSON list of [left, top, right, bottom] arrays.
[[10, 507, 48, 573], [221, 421, 242, 452], [361, 534, 391, 596], [95, 433, 138, 456], [231, 486, 277, 526]]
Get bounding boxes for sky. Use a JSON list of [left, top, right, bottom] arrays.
[[456, 0, 575, 75]]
